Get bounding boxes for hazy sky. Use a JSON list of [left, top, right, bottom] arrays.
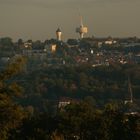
[[0, 0, 140, 41]]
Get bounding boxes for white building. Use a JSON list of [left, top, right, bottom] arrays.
[[56, 28, 62, 41], [76, 16, 88, 39]]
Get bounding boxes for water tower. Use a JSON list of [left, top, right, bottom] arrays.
[[76, 16, 88, 39], [56, 28, 62, 41]]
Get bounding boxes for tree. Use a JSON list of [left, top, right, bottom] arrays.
[[0, 56, 26, 139], [58, 101, 102, 140], [17, 39, 23, 46], [0, 94, 24, 139], [0, 37, 13, 47], [0, 37, 14, 52]]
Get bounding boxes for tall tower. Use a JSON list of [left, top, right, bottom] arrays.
[[76, 16, 88, 39], [56, 28, 62, 41]]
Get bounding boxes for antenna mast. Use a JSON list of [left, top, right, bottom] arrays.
[[80, 15, 83, 27], [128, 76, 133, 103]]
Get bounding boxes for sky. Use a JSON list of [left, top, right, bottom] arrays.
[[0, 0, 140, 41]]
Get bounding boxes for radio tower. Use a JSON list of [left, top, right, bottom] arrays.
[[124, 76, 133, 104], [76, 16, 88, 39]]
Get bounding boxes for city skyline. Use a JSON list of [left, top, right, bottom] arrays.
[[0, 0, 140, 41]]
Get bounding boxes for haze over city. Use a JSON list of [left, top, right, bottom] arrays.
[[0, 0, 140, 40]]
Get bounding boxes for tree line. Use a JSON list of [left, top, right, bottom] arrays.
[[0, 56, 140, 140]]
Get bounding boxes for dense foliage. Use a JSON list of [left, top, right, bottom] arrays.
[[0, 40, 140, 139], [18, 64, 140, 109], [5, 101, 140, 140]]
